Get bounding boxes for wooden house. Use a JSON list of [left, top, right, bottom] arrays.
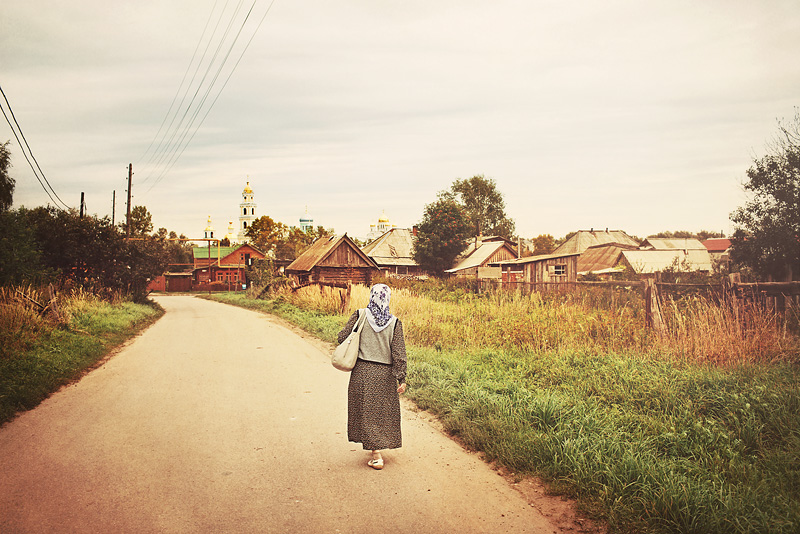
[[361, 228, 427, 277], [446, 237, 519, 279], [578, 243, 639, 278], [192, 243, 266, 289], [286, 234, 379, 286], [491, 252, 580, 289], [553, 229, 639, 255], [624, 238, 712, 274]]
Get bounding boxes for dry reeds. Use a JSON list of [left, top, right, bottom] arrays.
[[283, 282, 799, 365]]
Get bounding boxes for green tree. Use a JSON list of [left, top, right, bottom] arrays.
[[122, 205, 153, 236], [0, 208, 52, 285], [448, 175, 515, 239], [531, 234, 556, 255], [245, 215, 288, 256], [0, 141, 13, 212], [730, 112, 800, 281], [412, 196, 472, 276], [649, 230, 725, 240]]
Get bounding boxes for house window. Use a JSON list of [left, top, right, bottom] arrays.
[[554, 264, 566, 276]]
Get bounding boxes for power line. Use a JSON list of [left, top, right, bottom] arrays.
[[0, 84, 71, 210], [140, 0, 276, 193], [137, 0, 224, 166], [148, 0, 277, 192]]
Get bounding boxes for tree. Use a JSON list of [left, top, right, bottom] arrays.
[[0, 141, 13, 212], [649, 230, 725, 241], [0, 208, 52, 285], [730, 112, 800, 281], [245, 215, 288, 256], [448, 175, 515, 239], [412, 196, 472, 276], [531, 234, 556, 255], [125, 205, 153, 236]]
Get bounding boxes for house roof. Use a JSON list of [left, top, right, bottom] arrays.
[[446, 241, 516, 273], [640, 238, 706, 251], [192, 243, 265, 262], [489, 251, 581, 267], [702, 238, 732, 252], [578, 243, 638, 274], [553, 230, 639, 255], [361, 228, 418, 267], [286, 234, 378, 273], [621, 249, 712, 273], [192, 246, 235, 260]]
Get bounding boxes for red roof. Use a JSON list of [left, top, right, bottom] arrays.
[[702, 238, 731, 252]]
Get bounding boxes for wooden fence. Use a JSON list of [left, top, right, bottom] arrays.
[[477, 276, 799, 332]]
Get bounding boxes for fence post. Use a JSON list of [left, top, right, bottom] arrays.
[[645, 278, 665, 334]]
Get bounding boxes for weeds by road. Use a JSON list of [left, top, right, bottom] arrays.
[[0, 288, 162, 425]]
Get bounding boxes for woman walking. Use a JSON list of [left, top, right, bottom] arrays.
[[337, 283, 407, 470]]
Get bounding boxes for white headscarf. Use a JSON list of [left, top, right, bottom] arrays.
[[365, 283, 394, 332]]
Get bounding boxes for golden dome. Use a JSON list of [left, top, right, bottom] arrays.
[[243, 181, 253, 194], [378, 211, 390, 223], [204, 215, 214, 232]]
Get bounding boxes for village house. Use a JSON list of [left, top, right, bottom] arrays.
[[621, 238, 712, 274], [446, 236, 519, 279], [285, 234, 379, 286], [553, 229, 640, 255], [577, 243, 639, 278], [490, 252, 580, 288], [361, 227, 427, 278], [192, 243, 266, 289]]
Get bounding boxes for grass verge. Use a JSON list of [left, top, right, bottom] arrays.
[[202, 289, 800, 534], [0, 298, 163, 425]]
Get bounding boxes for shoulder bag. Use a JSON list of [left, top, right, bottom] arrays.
[[332, 310, 367, 371]]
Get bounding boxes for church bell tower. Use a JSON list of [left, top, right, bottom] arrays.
[[238, 181, 256, 243]]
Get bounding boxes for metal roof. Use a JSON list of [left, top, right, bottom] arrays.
[[489, 251, 580, 267], [446, 241, 516, 273], [621, 249, 712, 273], [640, 238, 706, 251], [361, 228, 418, 267], [578, 243, 638, 274], [553, 230, 639, 255]]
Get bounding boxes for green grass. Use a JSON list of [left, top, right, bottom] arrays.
[[0, 299, 162, 425], [205, 289, 800, 534]]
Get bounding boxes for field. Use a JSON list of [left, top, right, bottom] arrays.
[[0, 287, 163, 425], [207, 279, 800, 534]]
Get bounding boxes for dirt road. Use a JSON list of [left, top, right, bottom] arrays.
[[0, 295, 564, 533]]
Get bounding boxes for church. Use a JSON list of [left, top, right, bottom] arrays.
[[203, 181, 258, 245]]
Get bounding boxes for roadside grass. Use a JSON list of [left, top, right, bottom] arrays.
[[204, 285, 800, 534], [0, 288, 162, 425]]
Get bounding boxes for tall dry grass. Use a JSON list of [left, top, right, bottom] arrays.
[[276, 282, 799, 365]]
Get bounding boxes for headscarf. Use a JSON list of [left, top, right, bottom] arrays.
[[365, 283, 394, 332]]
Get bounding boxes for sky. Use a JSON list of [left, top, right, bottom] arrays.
[[2, 0, 799, 242]]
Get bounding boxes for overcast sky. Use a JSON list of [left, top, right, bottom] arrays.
[[2, 0, 799, 241]]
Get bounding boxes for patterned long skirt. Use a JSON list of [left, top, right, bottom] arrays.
[[348, 358, 402, 450]]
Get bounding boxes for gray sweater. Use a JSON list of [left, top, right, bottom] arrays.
[[338, 309, 407, 384]]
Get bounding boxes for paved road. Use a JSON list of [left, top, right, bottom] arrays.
[[0, 295, 560, 533]]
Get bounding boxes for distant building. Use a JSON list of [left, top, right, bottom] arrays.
[[204, 216, 214, 239], [237, 181, 257, 243], [366, 211, 396, 241], [299, 207, 314, 233], [446, 236, 519, 279]]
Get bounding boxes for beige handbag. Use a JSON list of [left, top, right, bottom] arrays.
[[332, 310, 366, 371]]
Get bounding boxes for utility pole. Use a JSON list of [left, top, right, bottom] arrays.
[[112, 190, 116, 227], [126, 163, 132, 238], [79, 192, 85, 218]]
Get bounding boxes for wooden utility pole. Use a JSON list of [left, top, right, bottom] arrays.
[[112, 190, 116, 226], [126, 164, 132, 238], [79, 192, 85, 218]]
